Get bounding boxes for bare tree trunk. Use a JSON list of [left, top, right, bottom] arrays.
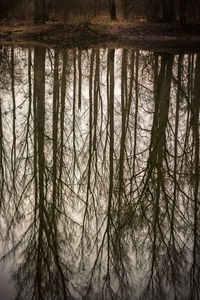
[[109, 0, 117, 20], [171, 54, 183, 243], [107, 48, 115, 278], [0, 95, 4, 208], [58, 50, 67, 205], [73, 49, 77, 183], [78, 49, 82, 110], [179, 0, 186, 24], [148, 0, 160, 21], [52, 49, 59, 224], [123, 0, 129, 19], [11, 47, 16, 204], [118, 49, 128, 218], [33, 46, 46, 298], [133, 50, 139, 175], [190, 54, 200, 299], [81, 49, 95, 264], [93, 49, 100, 152], [35, 0, 46, 23], [162, 0, 176, 22]]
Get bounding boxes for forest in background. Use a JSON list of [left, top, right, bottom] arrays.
[[1, 0, 200, 25]]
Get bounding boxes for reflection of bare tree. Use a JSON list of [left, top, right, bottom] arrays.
[[141, 53, 176, 299], [0, 93, 4, 209], [189, 54, 200, 300], [3, 47, 75, 300], [0, 47, 200, 300], [34, 46, 46, 299]]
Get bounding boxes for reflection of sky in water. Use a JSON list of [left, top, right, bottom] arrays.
[[0, 272, 16, 300], [0, 47, 199, 299]]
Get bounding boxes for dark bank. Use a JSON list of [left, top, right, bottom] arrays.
[[1, 0, 200, 50]]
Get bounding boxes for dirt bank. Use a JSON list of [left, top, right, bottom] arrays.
[[1, 20, 200, 52]]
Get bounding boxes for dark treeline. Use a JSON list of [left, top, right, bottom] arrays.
[[1, 0, 200, 24], [0, 46, 200, 299], [148, 0, 200, 24]]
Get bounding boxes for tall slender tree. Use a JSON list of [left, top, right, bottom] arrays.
[[162, 0, 176, 22], [179, 0, 186, 24], [34, 0, 46, 23], [109, 0, 117, 20]]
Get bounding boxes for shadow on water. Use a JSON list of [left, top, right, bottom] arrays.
[[0, 46, 200, 300]]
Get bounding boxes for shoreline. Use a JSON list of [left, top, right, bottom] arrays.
[[1, 21, 200, 52]]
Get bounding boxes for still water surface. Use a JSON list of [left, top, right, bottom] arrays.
[[0, 46, 200, 300]]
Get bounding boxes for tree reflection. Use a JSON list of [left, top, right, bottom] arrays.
[[0, 46, 200, 300]]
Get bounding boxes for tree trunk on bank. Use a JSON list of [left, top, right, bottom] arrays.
[[162, 0, 176, 22], [179, 0, 186, 24], [148, 0, 160, 21], [35, 0, 46, 24], [123, 0, 129, 19], [109, 0, 117, 20]]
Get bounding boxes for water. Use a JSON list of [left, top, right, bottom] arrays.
[[0, 46, 199, 300]]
